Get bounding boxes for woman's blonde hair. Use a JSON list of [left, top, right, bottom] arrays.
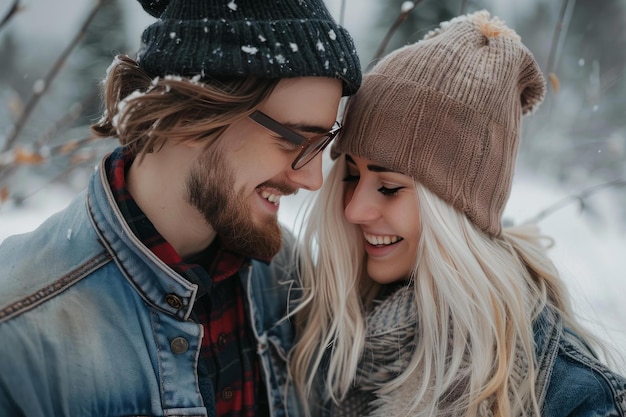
[[290, 158, 601, 417], [91, 54, 279, 157]]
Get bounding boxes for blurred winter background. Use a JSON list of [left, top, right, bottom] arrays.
[[0, 0, 624, 366]]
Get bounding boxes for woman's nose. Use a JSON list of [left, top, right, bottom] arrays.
[[344, 184, 380, 224]]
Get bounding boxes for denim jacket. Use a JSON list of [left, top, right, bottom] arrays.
[[0, 158, 301, 417], [535, 307, 626, 417]]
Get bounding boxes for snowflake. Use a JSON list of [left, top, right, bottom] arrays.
[[241, 45, 259, 54], [401, 1, 415, 12], [33, 79, 46, 94]]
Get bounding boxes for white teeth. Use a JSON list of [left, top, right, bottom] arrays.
[[364, 232, 400, 246], [260, 190, 281, 204]]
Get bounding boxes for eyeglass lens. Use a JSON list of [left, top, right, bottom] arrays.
[[292, 134, 336, 169]]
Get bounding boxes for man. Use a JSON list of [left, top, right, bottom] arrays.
[[0, 0, 361, 416]]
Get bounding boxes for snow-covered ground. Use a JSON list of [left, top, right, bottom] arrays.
[[1, 167, 625, 369]]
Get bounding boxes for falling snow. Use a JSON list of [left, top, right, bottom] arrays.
[[105, 55, 123, 76], [163, 75, 185, 82], [401, 1, 415, 13], [33, 79, 46, 94], [241, 45, 258, 54], [112, 90, 146, 130]]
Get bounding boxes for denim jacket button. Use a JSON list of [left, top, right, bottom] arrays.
[[165, 294, 183, 310], [222, 387, 233, 401], [170, 337, 189, 354]]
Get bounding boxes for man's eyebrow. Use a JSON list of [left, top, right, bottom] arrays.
[[344, 154, 400, 173], [283, 121, 331, 135]]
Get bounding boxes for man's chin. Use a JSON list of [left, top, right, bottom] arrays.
[[222, 222, 282, 261]]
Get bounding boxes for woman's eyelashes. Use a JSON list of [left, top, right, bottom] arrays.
[[343, 174, 404, 197], [378, 186, 403, 196]]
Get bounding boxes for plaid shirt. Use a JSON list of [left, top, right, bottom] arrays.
[[106, 149, 268, 417]]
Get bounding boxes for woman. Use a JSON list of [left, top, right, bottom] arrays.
[[290, 10, 626, 417]]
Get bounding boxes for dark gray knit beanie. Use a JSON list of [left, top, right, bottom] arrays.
[[136, 0, 361, 96]]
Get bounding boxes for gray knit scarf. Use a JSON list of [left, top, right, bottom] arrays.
[[329, 284, 528, 417], [330, 284, 420, 417]]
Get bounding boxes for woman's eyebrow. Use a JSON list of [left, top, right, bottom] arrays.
[[367, 164, 399, 173], [344, 154, 400, 173]]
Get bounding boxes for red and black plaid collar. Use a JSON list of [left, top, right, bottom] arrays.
[[104, 148, 247, 290]]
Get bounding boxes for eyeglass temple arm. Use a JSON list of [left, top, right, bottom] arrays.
[[249, 111, 306, 145]]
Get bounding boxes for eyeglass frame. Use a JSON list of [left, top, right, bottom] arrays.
[[248, 110, 342, 170]]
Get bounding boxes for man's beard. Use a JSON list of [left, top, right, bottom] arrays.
[[185, 149, 283, 260]]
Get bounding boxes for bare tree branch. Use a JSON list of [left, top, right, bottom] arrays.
[[526, 177, 626, 224], [459, 0, 469, 15], [0, 135, 101, 204], [35, 89, 98, 148], [367, 1, 421, 72], [338, 0, 347, 26], [0, 0, 20, 32], [1, 0, 106, 154], [546, 0, 574, 90], [9, 153, 99, 205], [0, 136, 98, 171]]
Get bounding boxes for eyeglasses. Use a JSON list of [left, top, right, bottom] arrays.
[[248, 110, 341, 170]]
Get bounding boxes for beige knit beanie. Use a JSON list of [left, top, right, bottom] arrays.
[[332, 10, 545, 236]]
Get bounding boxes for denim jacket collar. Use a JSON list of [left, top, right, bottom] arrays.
[[88, 157, 199, 321]]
